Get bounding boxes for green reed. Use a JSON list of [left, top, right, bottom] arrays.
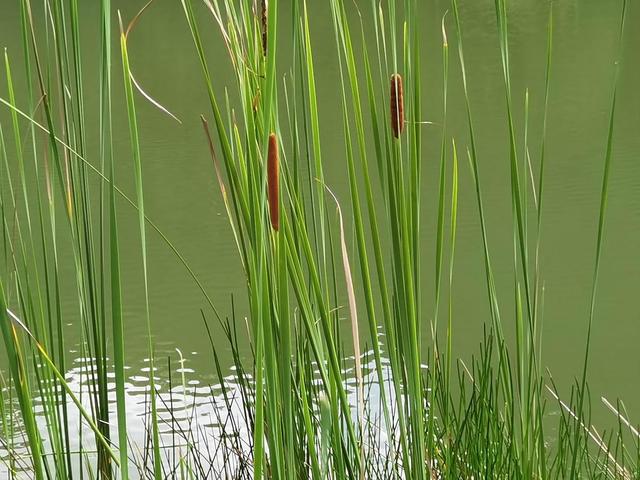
[[0, 0, 637, 479]]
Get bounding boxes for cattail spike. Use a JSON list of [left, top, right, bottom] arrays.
[[390, 73, 404, 138], [261, 0, 268, 56], [267, 132, 279, 231]]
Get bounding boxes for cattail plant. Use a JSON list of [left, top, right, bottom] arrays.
[[2, 0, 635, 478], [267, 132, 279, 231], [390, 73, 404, 138]]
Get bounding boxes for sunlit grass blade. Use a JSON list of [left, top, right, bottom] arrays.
[[118, 12, 162, 479], [570, 1, 628, 476]]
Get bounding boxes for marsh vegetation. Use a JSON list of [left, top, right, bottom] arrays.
[[0, 0, 638, 478]]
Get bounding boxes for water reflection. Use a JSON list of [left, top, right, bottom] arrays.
[[1, 343, 402, 479]]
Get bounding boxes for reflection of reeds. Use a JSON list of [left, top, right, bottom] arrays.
[[390, 74, 404, 138], [268, 132, 279, 231]]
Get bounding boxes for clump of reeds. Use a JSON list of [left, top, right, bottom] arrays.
[[0, 0, 635, 479]]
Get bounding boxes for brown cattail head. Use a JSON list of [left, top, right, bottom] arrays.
[[267, 132, 279, 231], [261, 0, 268, 56], [390, 74, 404, 138]]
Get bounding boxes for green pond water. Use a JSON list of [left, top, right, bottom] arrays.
[[0, 0, 639, 469]]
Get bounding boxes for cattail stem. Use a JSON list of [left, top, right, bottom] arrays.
[[390, 74, 404, 138], [267, 132, 279, 231]]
